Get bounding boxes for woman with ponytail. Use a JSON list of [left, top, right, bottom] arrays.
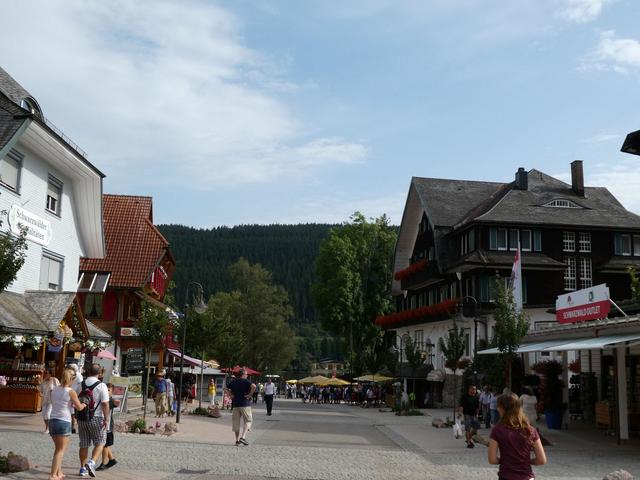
[[488, 392, 547, 480]]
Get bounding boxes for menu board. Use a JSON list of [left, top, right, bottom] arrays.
[[126, 348, 145, 372], [109, 376, 129, 413], [127, 375, 143, 398]]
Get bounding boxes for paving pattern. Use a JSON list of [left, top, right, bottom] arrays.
[[1, 400, 639, 479]]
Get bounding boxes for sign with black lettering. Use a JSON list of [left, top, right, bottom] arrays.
[[126, 348, 145, 372]]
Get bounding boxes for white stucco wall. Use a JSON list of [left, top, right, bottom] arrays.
[[0, 140, 84, 293]]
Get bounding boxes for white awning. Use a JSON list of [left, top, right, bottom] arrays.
[[544, 333, 640, 352], [477, 340, 570, 355], [477, 333, 640, 355]]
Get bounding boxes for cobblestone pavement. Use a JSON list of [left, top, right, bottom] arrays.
[[1, 399, 639, 479]]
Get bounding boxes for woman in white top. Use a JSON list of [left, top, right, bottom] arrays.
[[520, 386, 538, 422], [40, 369, 60, 434], [48, 367, 86, 480]]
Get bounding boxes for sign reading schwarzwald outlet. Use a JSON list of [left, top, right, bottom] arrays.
[[556, 284, 610, 324]]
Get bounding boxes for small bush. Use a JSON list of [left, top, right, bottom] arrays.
[[190, 407, 208, 416], [130, 418, 146, 433]]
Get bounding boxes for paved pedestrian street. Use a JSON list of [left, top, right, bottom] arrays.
[[1, 400, 639, 479]]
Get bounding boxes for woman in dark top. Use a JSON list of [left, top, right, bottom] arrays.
[[488, 392, 547, 480]]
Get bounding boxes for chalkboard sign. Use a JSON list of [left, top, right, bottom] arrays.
[[126, 348, 145, 372]]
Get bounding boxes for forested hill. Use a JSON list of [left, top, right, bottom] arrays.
[[157, 224, 335, 326]]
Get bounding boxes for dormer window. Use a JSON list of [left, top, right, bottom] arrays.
[[543, 199, 582, 208], [20, 97, 42, 116]]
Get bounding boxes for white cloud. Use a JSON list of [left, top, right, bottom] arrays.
[[0, 1, 367, 191], [582, 132, 621, 143], [277, 192, 406, 225], [581, 30, 640, 73], [557, 0, 612, 23]]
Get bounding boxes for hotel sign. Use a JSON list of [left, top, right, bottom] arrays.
[[556, 284, 610, 324], [8, 205, 52, 246]]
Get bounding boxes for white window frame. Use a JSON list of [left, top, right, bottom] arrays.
[[521, 230, 532, 252], [497, 228, 507, 251], [617, 234, 632, 256], [564, 256, 576, 291], [563, 231, 576, 252], [578, 232, 591, 253], [40, 251, 64, 291], [634, 235, 640, 257], [0, 148, 23, 193], [509, 229, 519, 251], [579, 258, 593, 289], [77, 272, 111, 293], [46, 175, 63, 216]]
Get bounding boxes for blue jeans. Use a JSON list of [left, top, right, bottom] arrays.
[[490, 409, 500, 425]]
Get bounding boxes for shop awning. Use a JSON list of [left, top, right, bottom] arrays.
[[544, 332, 640, 352], [477, 339, 579, 355], [167, 348, 211, 368], [478, 333, 640, 355]]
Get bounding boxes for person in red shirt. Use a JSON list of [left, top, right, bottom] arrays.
[[488, 392, 547, 480]]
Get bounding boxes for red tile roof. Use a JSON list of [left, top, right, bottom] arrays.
[[80, 194, 171, 289]]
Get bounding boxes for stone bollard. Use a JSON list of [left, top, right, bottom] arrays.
[[603, 470, 634, 480], [6, 452, 31, 472]]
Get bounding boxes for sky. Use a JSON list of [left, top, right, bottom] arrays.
[[1, 0, 639, 227]]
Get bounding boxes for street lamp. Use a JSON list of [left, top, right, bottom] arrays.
[[176, 282, 206, 423]]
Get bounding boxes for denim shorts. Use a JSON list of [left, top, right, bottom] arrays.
[[49, 418, 72, 436]]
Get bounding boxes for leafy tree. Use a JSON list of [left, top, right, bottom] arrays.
[[439, 321, 466, 418], [493, 277, 529, 389], [228, 258, 297, 372], [312, 212, 397, 375], [404, 337, 424, 407], [0, 216, 28, 293], [201, 291, 246, 371], [135, 301, 171, 421], [362, 327, 387, 380]]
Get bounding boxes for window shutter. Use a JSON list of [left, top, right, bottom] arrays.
[[39, 257, 50, 290]]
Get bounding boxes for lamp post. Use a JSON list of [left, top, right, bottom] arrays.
[[176, 282, 206, 423], [621, 129, 640, 156]]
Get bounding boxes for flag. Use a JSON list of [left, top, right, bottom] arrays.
[[510, 240, 523, 312]]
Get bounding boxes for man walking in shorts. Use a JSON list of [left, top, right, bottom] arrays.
[[77, 364, 110, 477], [225, 369, 256, 446]]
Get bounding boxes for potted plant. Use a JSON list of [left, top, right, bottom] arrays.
[[533, 360, 565, 429]]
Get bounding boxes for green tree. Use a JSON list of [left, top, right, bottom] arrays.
[[362, 328, 387, 381], [493, 277, 529, 389], [404, 337, 423, 408], [0, 216, 28, 293], [135, 301, 171, 421], [202, 291, 246, 370], [439, 321, 466, 418], [312, 212, 397, 375], [228, 258, 297, 372]]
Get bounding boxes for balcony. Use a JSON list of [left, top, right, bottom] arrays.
[[375, 299, 458, 329]]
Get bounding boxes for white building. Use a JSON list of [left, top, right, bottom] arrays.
[[0, 66, 108, 353]]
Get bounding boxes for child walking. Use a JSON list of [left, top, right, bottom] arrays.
[[488, 392, 547, 480], [97, 383, 119, 471]]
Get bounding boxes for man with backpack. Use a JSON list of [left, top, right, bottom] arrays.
[[76, 364, 110, 477]]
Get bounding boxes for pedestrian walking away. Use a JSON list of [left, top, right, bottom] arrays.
[[225, 368, 256, 446], [48, 367, 86, 480], [68, 363, 83, 434], [76, 363, 110, 477], [208, 378, 216, 405], [264, 377, 276, 415], [40, 368, 60, 434], [458, 385, 480, 449], [488, 392, 547, 480], [479, 385, 491, 429]]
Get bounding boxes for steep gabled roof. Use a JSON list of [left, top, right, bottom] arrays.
[[80, 195, 171, 289], [0, 67, 39, 112], [0, 92, 29, 156], [475, 170, 640, 229], [412, 176, 503, 227]]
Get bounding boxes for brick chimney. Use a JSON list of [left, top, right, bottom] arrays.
[[514, 167, 528, 190], [571, 160, 584, 196]]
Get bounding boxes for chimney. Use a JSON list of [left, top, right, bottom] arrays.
[[571, 160, 584, 196], [515, 167, 528, 190]]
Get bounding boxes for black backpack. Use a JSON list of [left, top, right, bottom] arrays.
[[76, 380, 101, 422]]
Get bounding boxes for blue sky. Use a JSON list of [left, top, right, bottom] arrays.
[[1, 0, 639, 226]]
